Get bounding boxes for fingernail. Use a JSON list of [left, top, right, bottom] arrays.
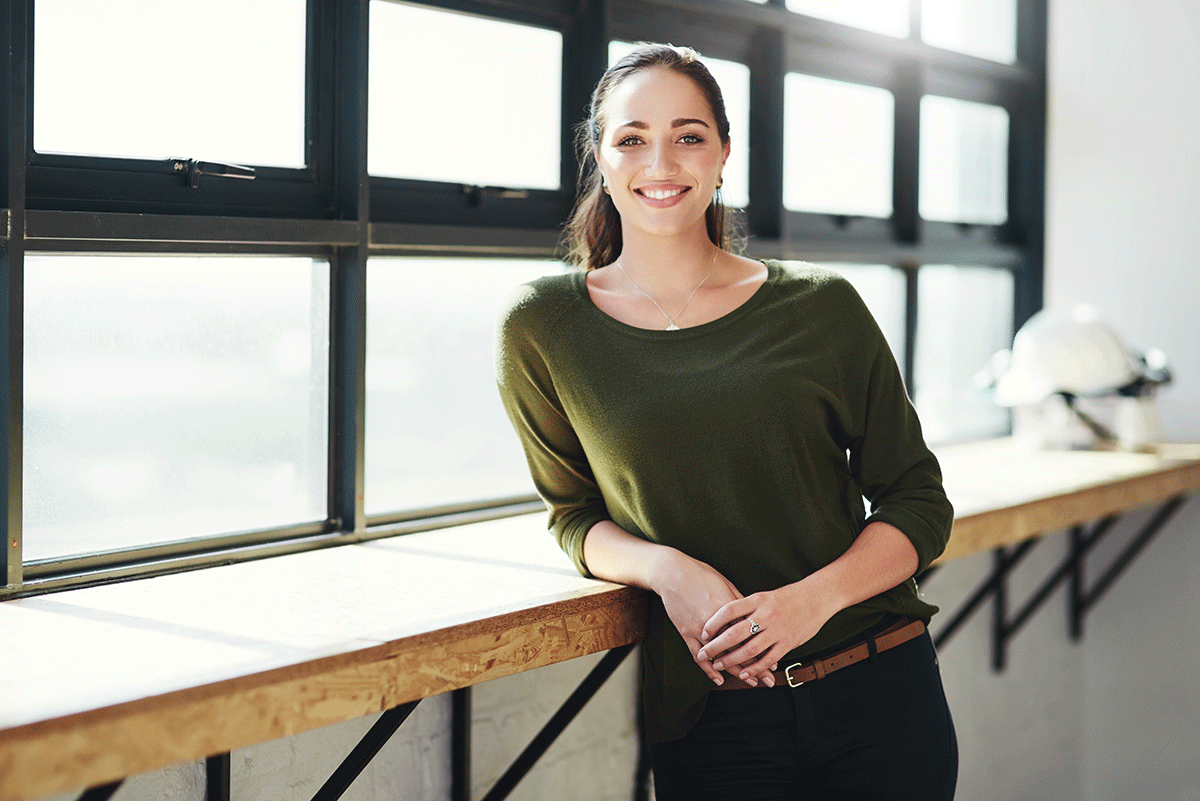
[[764, 675, 775, 688], [696, 650, 706, 661], [713, 661, 723, 670], [771, 664, 778, 671], [739, 671, 749, 680], [747, 677, 758, 687], [713, 676, 723, 686], [701, 631, 709, 642]]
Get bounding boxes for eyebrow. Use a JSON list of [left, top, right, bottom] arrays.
[[614, 118, 711, 130]]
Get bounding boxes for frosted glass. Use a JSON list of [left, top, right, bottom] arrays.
[[914, 265, 1013, 443], [787, 0, 910, 38], [824, 264, 908, 370], [368, 2, 562, 189], [365, 259, 566, 515], [920, 96, 1010, 224], [784, 74, 895, 217], [34, 0, 306, 166], [608, 42, 751, 209], [23, 256, 329, 561], [923, 0, 1018, 64]]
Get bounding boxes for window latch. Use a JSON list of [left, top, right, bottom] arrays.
[[171, 158, 256, 189]]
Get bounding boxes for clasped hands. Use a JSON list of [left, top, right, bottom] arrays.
[[659, 554, 831, 688]]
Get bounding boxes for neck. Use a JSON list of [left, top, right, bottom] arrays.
[[615, 226, 720, 292]]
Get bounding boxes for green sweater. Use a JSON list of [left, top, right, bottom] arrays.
[[495, 260, 952, 742]]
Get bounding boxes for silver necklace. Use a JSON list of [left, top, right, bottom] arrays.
[[615, 250, 718, 331]]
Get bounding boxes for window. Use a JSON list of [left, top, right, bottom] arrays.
[[364, 258, 561, 517], [786, 0, 910, 39], [34, 0, 307, 167], [2, 0, 1046, 595], [914, 266, 1015, 443], [920, 96, 1010, 224], [783, 75, 895, 218], [23, 256, 328, 561], [368, 2, 562, 189], [922, 0, 1018, 63]]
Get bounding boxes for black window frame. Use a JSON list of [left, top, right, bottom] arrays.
[[1, 0, 1046, 597]]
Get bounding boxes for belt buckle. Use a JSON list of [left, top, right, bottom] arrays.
[[784, 662, 807, 688]]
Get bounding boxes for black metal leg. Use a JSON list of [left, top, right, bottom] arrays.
[[1069, 524, 1087, 641], [206, 752, 231, 801], [480, 644, 636, 801], [992, 548, 1009, 672], [1081, 496, 1186, 614], [451, 688, 471, 801], [310, 700, 421, 801], [78, 781, 123, 801], [1006, 516, 1119, 638], [933, 539, 1038, 650]]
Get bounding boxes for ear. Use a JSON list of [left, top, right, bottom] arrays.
[[722, 137, 731, 165]]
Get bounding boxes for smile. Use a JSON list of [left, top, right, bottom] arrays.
[[635, 186, 689, 200]]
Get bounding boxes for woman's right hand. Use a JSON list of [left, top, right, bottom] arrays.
[[651, 549, 774, 686]]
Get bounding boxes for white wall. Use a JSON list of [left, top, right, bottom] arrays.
[[1045, 1, 1200, 799]]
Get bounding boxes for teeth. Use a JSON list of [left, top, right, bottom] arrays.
[[641, 188, 684, 200]]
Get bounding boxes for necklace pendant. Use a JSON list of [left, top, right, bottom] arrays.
[[665, 323, 680, 331]]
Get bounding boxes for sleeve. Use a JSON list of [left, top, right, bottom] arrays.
[[494, 284, 610, 577], [830, 278, 954, 574]]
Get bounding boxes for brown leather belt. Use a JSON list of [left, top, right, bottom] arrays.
[[714, 617, 926, 690]]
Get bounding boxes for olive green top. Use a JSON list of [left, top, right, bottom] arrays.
[[495, 260, 952, 742]]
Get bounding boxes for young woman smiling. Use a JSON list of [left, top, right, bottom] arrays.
[[496, 43, 958, 800]]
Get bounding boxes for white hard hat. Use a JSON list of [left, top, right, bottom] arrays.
[[991, 305, 1141, 407]]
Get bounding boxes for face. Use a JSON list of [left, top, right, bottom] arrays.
[[595, 66, 730, 241]]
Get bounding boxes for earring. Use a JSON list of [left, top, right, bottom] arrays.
[[716, 174, 723, 190]]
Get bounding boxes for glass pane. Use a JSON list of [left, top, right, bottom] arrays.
[[23, 256, 329, 562], [784, 74, 895, 217], [786, 0, 910, 38], [920, 96, 1009, 224], [34, 0, 306, 167], [822, 264, 907, 369], [608, 42, 751, 209], [368, 2, 562, 189], [365, 259, 566, 515], [914, 265, 1013, 443], [922, 0, 1018, 63]]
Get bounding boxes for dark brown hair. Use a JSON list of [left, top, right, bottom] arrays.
[[563, 43, 733, 271]]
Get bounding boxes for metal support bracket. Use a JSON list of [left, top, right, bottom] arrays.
[[309, 700, 421, 801], [206, 752, 231, 801], [933, 495, 1189, 671], [76, 781, 122, 801], [474, 644, 637, 801]]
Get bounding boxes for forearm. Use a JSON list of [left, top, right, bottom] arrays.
[[786, 520, 920, 620], [581, 519, 683, 593]]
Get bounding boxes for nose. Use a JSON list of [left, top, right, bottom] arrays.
[[644, 140, 678, 179]]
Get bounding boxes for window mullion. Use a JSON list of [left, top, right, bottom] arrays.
[[4, 0, 30, 590], [329, 0, 370, 536], [749, 26, 785, 239]]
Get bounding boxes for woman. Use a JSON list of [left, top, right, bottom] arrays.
[[496, 43, 957, 799]]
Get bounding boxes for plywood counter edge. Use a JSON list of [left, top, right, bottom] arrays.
[[0, 585, 650, 801], [936, 457, 1200, 564]]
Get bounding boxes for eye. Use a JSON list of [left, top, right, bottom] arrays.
[[615, 135, 643, 147], [679, 133, 704, 144]]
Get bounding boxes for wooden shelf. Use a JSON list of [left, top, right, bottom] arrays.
[[2, 439, 1198, 801]]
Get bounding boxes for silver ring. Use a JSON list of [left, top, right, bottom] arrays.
[[748, 619, 761, 636]]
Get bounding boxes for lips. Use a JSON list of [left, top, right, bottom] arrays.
[[634, 184, 691, 206]]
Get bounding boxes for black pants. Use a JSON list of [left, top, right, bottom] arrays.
[[649, 630, 958, 800]]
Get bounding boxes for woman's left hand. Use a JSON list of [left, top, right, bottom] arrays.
[[695, 579, 836, 685]]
